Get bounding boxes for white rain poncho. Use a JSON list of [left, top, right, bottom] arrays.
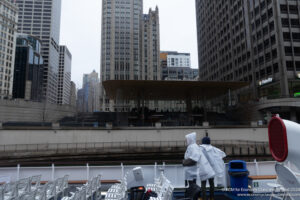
[[184, 133, 216, 181], [200, 144, 226, 178], [198, 147, 216, 181], [184, 132, 200, 180]]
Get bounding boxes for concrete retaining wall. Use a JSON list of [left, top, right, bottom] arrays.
[[0, 99, 76, 122], [0, 127, 268, 146]]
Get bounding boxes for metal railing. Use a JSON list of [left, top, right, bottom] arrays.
[[0, 161, 277, 189], [0, 140, 268, 153]]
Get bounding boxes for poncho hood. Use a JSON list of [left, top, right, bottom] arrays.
[[186, 132, 196, 146]]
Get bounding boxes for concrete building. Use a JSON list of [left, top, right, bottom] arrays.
[[161, 51, 191, 68], [100, 0, 161, 112], [78, 70, 100, 113], [58, 45, 72, 105], [141, 7, 161, 81], [0, 0, 18, 99], [100, 0, 143, 112], [69, 81, 76, 107], [0, 99, 75, 123], [196, 0, 300, 122], [15, 0, 62, 104], [13, 34, 44, 101]]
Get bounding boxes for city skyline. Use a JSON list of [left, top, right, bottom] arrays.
[[60, 0, 198, 88]]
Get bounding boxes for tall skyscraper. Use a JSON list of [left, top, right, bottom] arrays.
[[15, 0, 62, 104], [76, 88, 84, 112], [58, 45, 72, 105], [78, 70, 100, 113], [141, 7, 160, 80], [100, 0, 143, 112], [196, 0, 300, 121], [100, 0, 161, 112], [69, 81, 76, 107], [0, 0, 18, 99], [13, 34, 44, 101], [100, 0, 143, 82]]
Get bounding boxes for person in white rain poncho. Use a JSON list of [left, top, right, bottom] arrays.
[[200, 136, 226, 200], [183, 133, 215, 200], [182, 132, 200, 185]]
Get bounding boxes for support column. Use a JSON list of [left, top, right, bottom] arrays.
[[185, 95, 192, 125], [141, 92, 145, 126], [203, 97, 208, 122], [291, 109, 297, 122], [115, 89, 123, 126]]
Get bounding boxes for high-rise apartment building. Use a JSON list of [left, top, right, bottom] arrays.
[[15, 0, 62, 104], [100, 0, 161, 112], [58, 45, 72, 105], [0, 0, 17, 99], [196, 0, 300, 121], [141, 7, 160, 80], [13, 34, 44, 101], [161, 51, 191, 68], [160, 51, 197, 80]]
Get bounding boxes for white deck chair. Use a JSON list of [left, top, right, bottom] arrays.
[[85, 181, 93, 199], [18, 190, 37, 200], [35, 184, 48, 200], [0, 185, 4, 200], [17, 177, 32, 196], [31, 175, 42, 192], [45, 181, 57, 200], [3, 181, 18, 199], [94, 175, 102, 200], [275, 163, 300, 200]]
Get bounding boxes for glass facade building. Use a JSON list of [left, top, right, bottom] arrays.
[[13, 34, 44, 101], [77, 70, 100, 113], [15, 0, 62, 104]]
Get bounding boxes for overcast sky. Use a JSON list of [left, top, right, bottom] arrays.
[[60, 0, 198, 88]]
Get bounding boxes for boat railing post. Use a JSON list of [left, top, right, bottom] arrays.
[[51, 163, 55, 181], [87, 163, 90, 182], [121, 163, 124, 180], [254, 159, 259, 176], [17, 164, 20, 181], [161, 162, 166, 175], [154, 162, 157, 182]]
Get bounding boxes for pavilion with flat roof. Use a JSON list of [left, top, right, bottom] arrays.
[[102, 80, 249, 115]]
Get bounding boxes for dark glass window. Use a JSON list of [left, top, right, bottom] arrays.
[[286, 61, 294, 71]]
